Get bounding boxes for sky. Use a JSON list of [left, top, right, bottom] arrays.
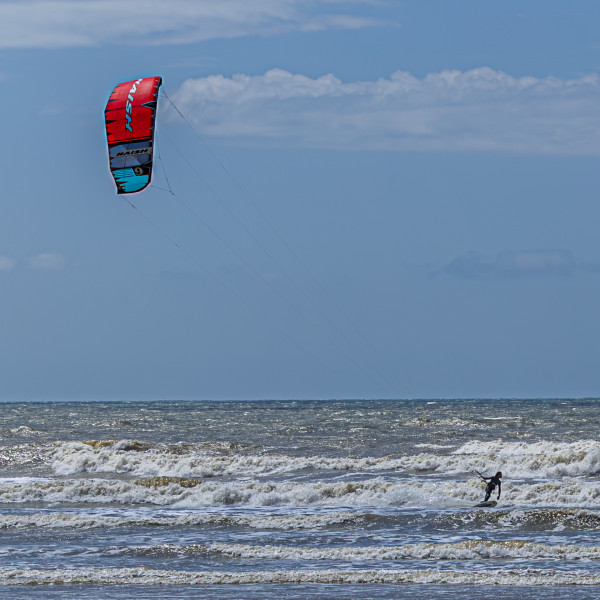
[[1, 0, 599, 401]]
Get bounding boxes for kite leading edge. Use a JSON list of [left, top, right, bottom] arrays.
[[105, 76, 162, 194]]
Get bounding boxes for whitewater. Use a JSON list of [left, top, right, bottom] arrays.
[[1, 398, 599, 599]]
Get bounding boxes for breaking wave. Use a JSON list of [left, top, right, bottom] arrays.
[[0, 511, 358, 531], [2, 507, 600, 532], [39, 438, 600, 479], [1, 567, 600, 586], [123, 540, 600, 561], [2, 476, 600, 508]]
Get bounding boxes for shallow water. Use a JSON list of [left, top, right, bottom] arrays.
[[1, 398, 599, 597]]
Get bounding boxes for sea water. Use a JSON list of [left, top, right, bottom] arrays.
[[1, 398, 599, 599]]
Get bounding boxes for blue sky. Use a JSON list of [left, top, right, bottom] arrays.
[[1, 1, 599, 400]]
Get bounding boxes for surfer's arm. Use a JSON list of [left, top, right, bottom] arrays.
[[497, 482, 501, 499], [474, 470, 487, 482]]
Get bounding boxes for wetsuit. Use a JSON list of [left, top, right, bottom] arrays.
[[483, 475, 501, 502]]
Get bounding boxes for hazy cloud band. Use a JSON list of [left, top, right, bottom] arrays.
[[0, 253, 67, 273], [0, 0, 384, 49], [435, 250, 600, 280], [171, 68, 600, 155]]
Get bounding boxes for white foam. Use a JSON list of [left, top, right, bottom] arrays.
[[1, 567, 599, 586], [1, 475, 600, 508], [49, 441, 409, 478], [414, 444, 457, 450], [46, 438, 600, 480], [133, 540, 600, 561], [0, 511, 357, 531], [452, 439, 600, 478], [8, 426, 40, 435], [2, 507, 598, 532]]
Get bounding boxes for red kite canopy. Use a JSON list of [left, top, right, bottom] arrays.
[[105, 76, 162, 194]]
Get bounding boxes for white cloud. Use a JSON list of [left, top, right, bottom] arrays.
[[28, 253, 67, 271], [0, 0, 384, 49], [434, 250, 596, 279], [0, 256, 15, 272], [170, 67, 600, 155]]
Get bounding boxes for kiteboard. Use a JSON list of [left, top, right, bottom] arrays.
[[473, 500, 497, 508]]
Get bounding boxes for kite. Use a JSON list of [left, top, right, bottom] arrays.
[[105, 76, 162, 194]]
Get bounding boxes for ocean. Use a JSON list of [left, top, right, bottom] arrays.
[[1, 398, 599, 599]]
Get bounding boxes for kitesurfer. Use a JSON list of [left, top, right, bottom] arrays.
[[479, 471, 502, 502]]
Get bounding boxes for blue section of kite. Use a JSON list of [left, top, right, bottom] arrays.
[[112, 168, 151, 194]]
